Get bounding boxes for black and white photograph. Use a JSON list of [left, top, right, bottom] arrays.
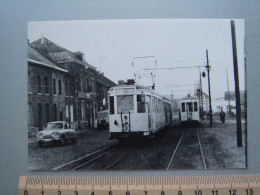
[[27, 19, 246, 170]]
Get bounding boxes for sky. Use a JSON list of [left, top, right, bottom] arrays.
[[28, 19, 245, 100]]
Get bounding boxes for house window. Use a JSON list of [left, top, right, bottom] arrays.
[[76, 81, 79, 92], [81, 77, 83, 92], [70, 81, 73, 96], [53, 104, 57, 121], [65, 81, 67, 95], [37, 75, 41, 93], [53, 79, 56, 94], [45, 103, 49, 123], [87, 79, 90, 92], [60, 111, 63, 121], [59, 79, 62, 95], [86, 78, 88, 92], [44, 77, 48, 94], [90, 79, 93, 92], [38, 103, 42, 130]]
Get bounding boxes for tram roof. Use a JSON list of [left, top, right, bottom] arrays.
[[108, 84, 152, 91], [108, 85, 171, 102], [180, 96, 199, 101]]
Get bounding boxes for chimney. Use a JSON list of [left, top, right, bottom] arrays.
[[41, 35, 44, 44], [41, 35, 47, 46]]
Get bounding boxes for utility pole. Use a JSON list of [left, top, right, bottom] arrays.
[[206, 49, 213, 127], [231, 20, 242, 147], [226, 69, 231, 113], [199, 68, 204, 118]]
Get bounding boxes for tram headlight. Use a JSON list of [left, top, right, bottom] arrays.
[[114, 120, 118, 125]]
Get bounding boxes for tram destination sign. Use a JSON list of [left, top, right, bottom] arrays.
[[115, 88, 135, 95]]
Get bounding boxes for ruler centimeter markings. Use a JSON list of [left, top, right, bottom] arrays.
[[19, 175, 260, 195]]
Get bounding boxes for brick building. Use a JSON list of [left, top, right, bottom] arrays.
[[28, 45, 72, 134], [28, 37, 116, 132]]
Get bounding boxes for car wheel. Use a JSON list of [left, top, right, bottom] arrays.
[[60, 135, 66, 146], [38, 141, 43, 147]]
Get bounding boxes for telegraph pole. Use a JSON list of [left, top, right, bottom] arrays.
[[231, 20, 242, 147], [206, 49, 213, 127], [199, 67, 204, 118]]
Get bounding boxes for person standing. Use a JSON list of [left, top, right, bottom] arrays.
[[222, 111, 225, 123], [220, 108, 223, 122]]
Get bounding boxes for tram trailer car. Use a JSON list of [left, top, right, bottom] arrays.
[[108, 85, 172, 139], [179, 96, 200, 124]]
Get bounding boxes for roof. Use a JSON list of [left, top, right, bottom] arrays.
[[28, 45, 68, 73], [30, 37, 97, 70], [73, 51, 84, 55]]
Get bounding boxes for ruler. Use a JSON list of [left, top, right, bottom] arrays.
[[19, 175, 260, 195]]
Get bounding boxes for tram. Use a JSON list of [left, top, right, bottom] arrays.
[[108, 84, 172, 139], [179, 95, 200, 124]]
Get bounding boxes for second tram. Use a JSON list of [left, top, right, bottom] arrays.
[[179, 96, 200, 124]]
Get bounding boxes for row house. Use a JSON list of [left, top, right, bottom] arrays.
[[28, 45, 73, 134], [96, 71, 117, 111], [29, 37, 116, 130]]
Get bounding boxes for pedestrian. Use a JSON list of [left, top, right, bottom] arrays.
[[220, 111, 222, 122], [222, 111, 225, 123]]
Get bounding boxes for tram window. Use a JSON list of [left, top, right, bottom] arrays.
[[137, 94, 146, 113], [117, 95, 134, 114], [194, 102, 198, 111], [109, 96, 114, 114], [146, 95, 150, 103], [181, 103, 185, 112], [186, 102, 193, 112]]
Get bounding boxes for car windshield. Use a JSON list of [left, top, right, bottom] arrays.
[[46, 123, 63, 129]]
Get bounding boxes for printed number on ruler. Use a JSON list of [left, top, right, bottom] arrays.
[[18, 175, 260, 195]]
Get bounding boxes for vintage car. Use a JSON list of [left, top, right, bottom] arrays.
[[36, 121, 77, 147], [97, 110, 109, 129]]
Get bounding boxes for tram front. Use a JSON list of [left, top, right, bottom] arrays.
[[108, 85, 150, 139]]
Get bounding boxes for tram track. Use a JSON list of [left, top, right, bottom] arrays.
[[166, 128, 208, 170], [52, 141, 141, 170], [197, 130, 207, 169], [166, 131, 185, 170], [51, 144, 117, 170], [79, 146, 140, 170], [104, 147, 139, 170]]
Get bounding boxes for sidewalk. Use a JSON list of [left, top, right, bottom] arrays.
[[199, 116, 247, 169]]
